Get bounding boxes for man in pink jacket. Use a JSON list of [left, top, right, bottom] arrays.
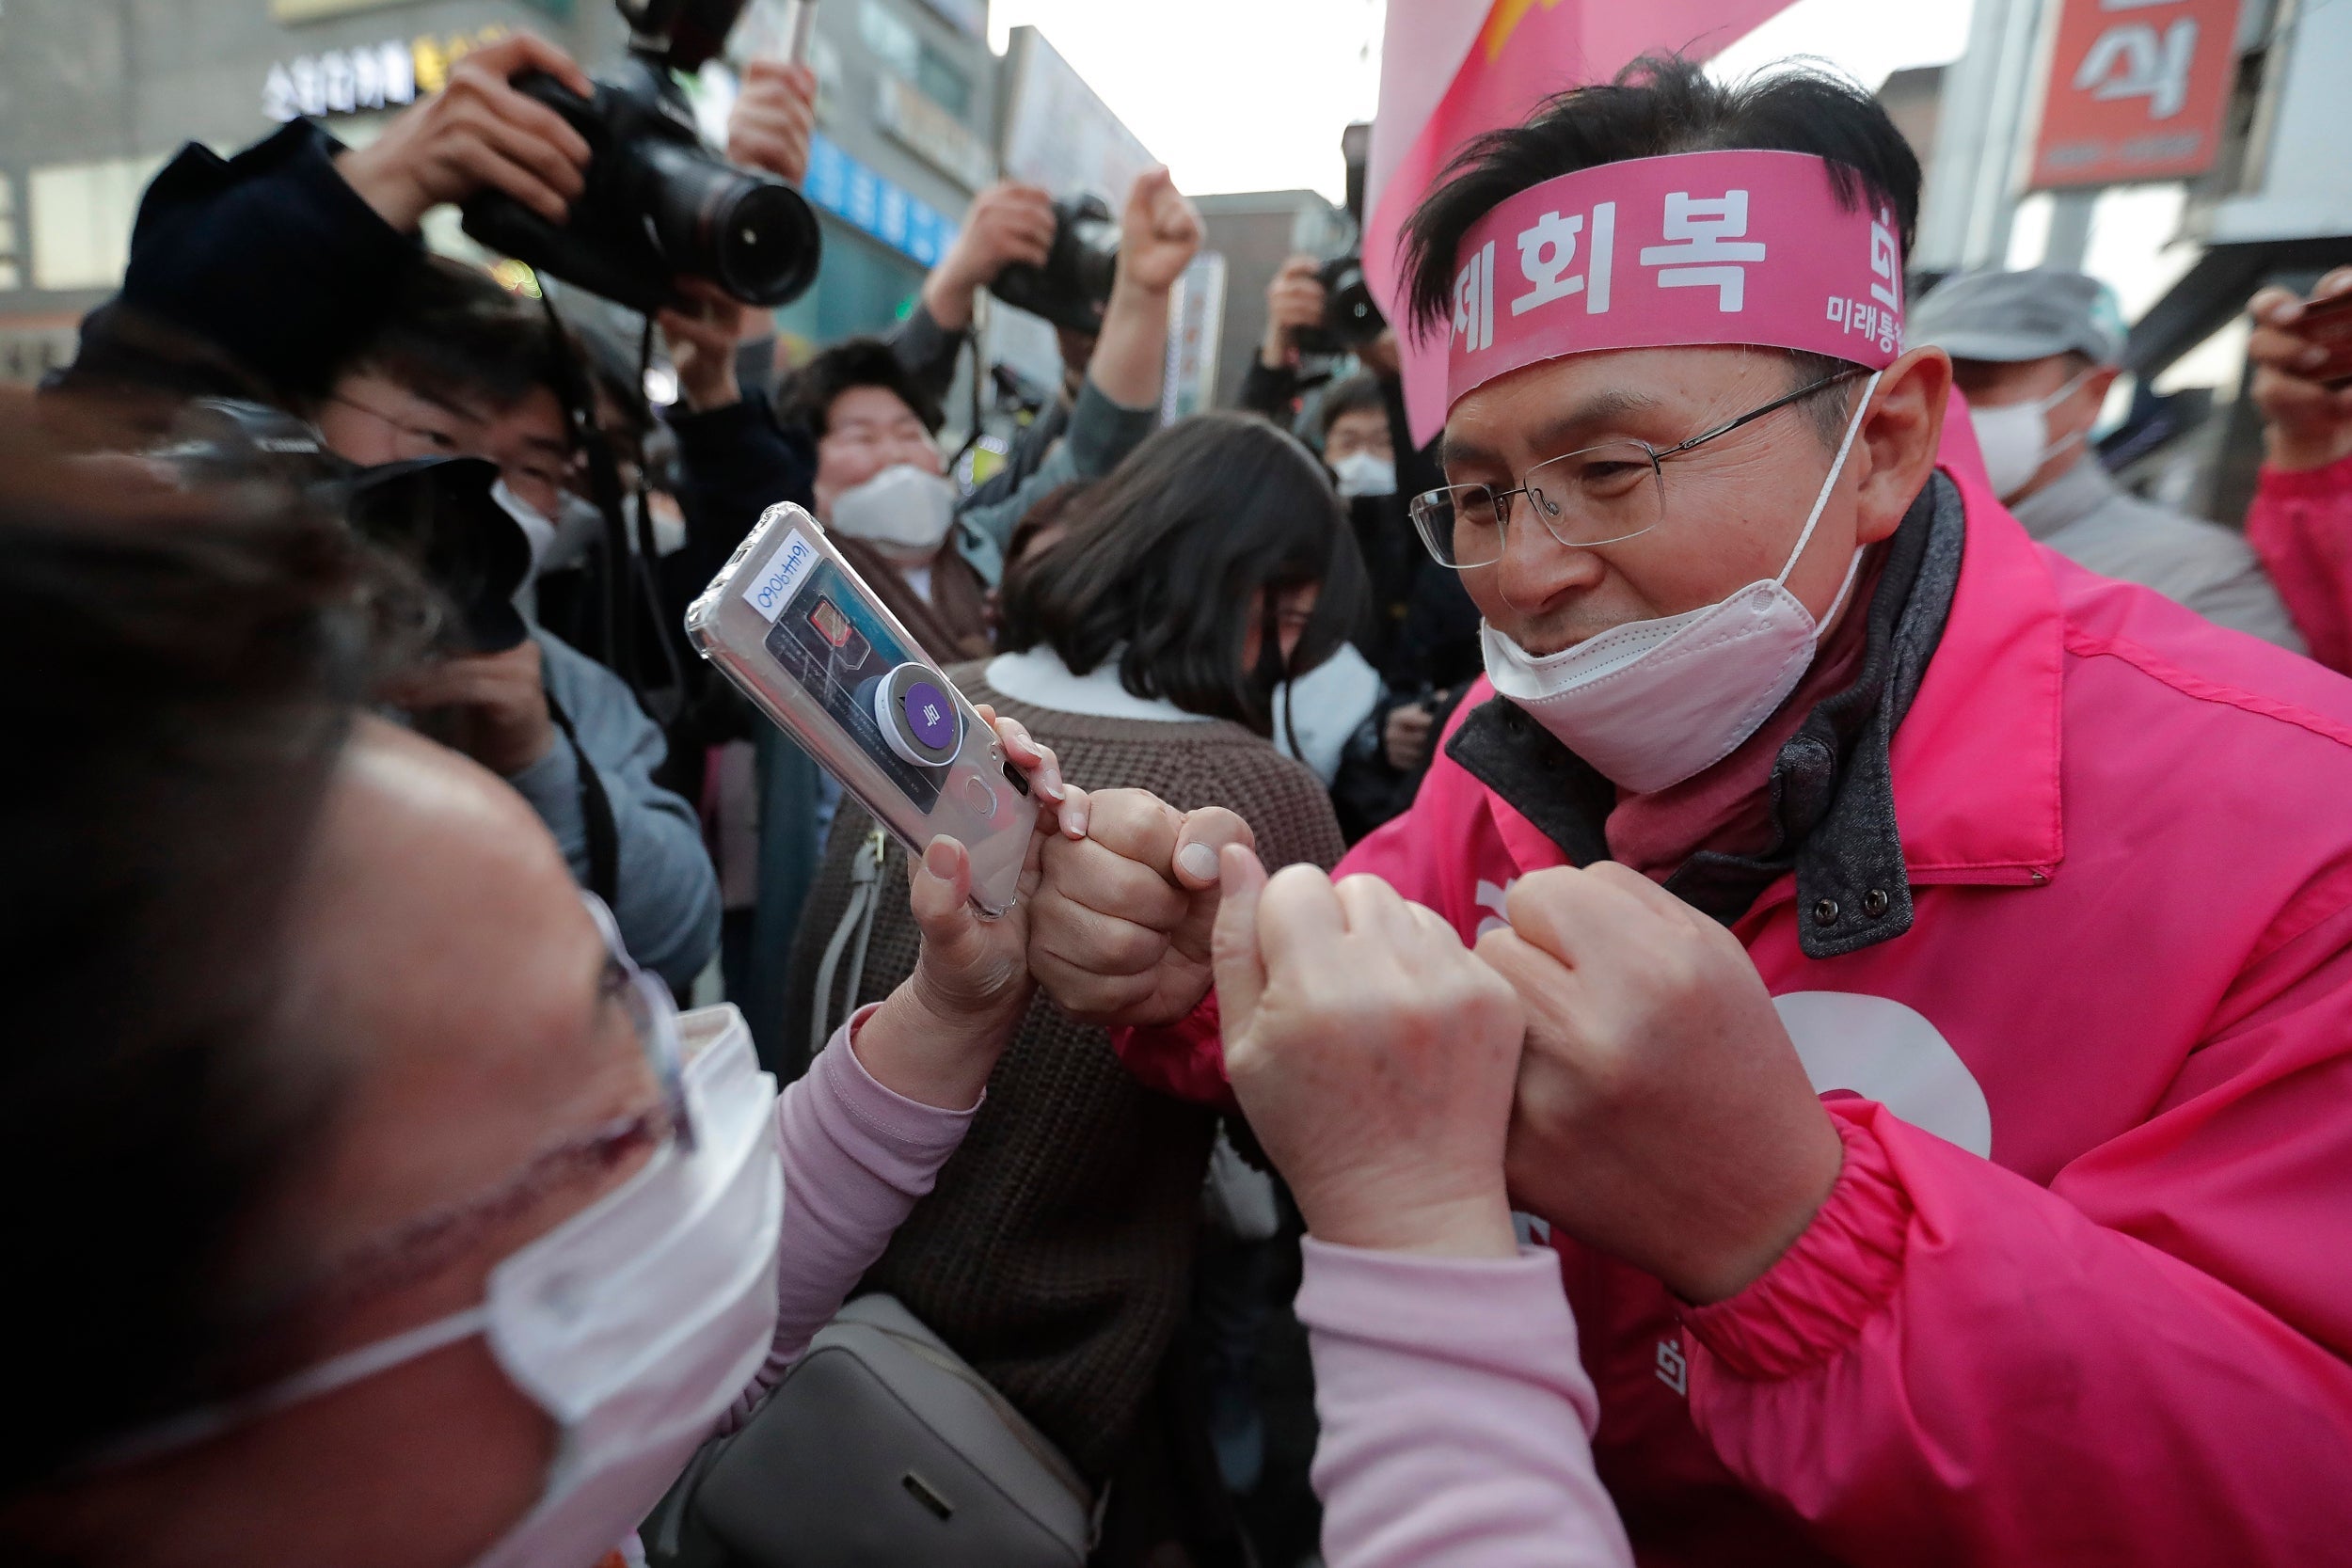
[[1020, 56, 2352, 1567], [2245, 265, 2352, 673]]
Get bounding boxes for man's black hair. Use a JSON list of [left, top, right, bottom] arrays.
[[1401, 55, 1922, 440], [1318, 373, 1390, 447], [776, 337, 945, 440], [338, 258, 573, 419], [998, 412, 1370, 736]]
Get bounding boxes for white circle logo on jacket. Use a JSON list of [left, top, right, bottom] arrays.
[[1772, 990, 1993, 1157]]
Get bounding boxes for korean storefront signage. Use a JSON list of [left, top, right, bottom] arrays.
[[2029, 0, 2244, 189]]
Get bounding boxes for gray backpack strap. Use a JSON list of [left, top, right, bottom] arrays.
[[810, 828, 889, 1051]]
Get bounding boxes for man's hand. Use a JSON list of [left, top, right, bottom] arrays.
[[1216, 850, 1523, 1258], [657, 277, 751, 412], [337, 34, 594, 232], [382, 641, 557, 778], [1260, 253, 1325, 369], [856, 708, 1070, 1110], [1476, 863, 1842, 1305], [725, 59, 817, 185], [1027, 787, 1252, 1025], [2249, 266, 2352, 474], [1382, 703, 1435, 773], [1113, 167, 1203, 298], [924, 182, 1057, 333]]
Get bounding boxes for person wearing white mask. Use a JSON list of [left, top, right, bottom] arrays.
[[1915, 266, 2303, 650], [1015, 58, 2352, 1567], [316, 257, 722, 993]]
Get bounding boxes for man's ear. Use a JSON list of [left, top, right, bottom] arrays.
[[1853, 346, 1951, 546]]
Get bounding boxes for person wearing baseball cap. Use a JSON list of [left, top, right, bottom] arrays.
[[1916, 266, 2302, 650]]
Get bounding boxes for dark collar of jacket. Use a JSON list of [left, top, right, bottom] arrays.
[[1443, 472, 1964, 959]]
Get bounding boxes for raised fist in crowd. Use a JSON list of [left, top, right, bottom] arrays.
[[337, 33, 596, 232], [1260, 252, 1326, 369], [2249, 266, 2352, 474], [1115, 166, 1205, 297], [725, 59, 818, 187]]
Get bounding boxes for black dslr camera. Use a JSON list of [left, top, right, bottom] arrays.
[[462, 0, 821, 316], [989, 194, 1120, 335], [161, 400, 532, 655], [1294, 254, 1388, 355]]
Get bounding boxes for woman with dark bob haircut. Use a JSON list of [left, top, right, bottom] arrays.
[[780, 411, 1364, 1559]]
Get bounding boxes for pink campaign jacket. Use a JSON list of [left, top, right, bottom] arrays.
[[1123, 455, 2352, 1564], [2247, 452, 2352, 676]]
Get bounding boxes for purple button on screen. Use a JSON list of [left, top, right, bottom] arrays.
[[902, 681, 956, 752]]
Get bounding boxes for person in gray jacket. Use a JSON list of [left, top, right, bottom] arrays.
[[1915, 267, 2304, 651], [325, 266, 722, 995]]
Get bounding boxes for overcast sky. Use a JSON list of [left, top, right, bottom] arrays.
[[985, 0, 1979, 202]]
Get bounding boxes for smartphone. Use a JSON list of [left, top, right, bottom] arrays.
[[2297, 291, 2352, 389], [686, 503, 1033, 915]]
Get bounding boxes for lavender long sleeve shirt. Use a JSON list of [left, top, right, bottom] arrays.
[[746, 1006, 1632, 1565]]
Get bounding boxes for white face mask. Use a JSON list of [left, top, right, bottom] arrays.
[[1330, 450, 1397, 499], [828, 463, 958, 562], [1481, 372, 1881, 796], [101, 1003, 782, 1568], [491, 478, 559, 579], [1966, 365, 2096, 501]]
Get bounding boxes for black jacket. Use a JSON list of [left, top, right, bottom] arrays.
[[61, 120, 420, 404]]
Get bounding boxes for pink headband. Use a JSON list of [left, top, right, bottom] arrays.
[[1443, 150, 1904, 409]]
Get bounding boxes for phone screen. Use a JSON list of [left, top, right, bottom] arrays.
[[761, 558, 948, 814], [2298, 291, 2352, 389]]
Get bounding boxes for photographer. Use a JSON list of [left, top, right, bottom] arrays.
[[319, 261, 722, 994], [722, 74, 1199, 594], [61, 34, 594, 406]]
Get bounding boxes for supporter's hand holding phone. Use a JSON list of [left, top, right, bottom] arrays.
[[725, 59, 818, 186], [1213, 851, 1524, 1259], [337, 34, 596, 232], [2249, 266, 2352, 473], [853, 709, 1073, 1109]]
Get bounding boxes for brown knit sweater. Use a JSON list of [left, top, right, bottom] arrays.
[[776, 665, 1346, 1482]]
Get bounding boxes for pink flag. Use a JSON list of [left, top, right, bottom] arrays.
[[1364, 0, 1808, 445]]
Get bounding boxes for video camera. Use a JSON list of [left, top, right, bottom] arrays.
[[462, 0, 822, 317], [989, 194, 1120, 336]]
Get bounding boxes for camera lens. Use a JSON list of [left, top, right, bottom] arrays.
[[640, 140, 823, 308]]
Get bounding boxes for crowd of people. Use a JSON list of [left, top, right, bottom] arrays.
[[7, 24, 2352, 1568]]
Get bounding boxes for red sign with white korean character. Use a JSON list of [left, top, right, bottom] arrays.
[[2029, 0, 2243, 190], [1444, 150, 1904, 412]]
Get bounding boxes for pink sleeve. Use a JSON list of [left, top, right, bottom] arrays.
[[726, 1004, 978, 1423], [2245, 455, 2352, 674], [1682, 1073, 2352, 1565], [1296, 1240, 1633, 1568]]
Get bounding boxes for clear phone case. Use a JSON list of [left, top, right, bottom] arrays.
[[685, 503, 1032, 916]]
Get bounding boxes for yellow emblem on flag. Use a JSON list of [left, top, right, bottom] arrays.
[[1482, 0, 1569, 62]]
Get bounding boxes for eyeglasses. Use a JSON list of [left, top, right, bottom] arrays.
[[1407, 370, 1867, 569], [324, 390, 469, 462]]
